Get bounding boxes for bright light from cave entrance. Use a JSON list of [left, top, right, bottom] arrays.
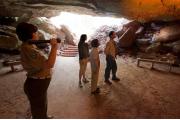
[[49, 12, 130, 40]]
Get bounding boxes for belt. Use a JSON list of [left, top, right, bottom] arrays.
[[28, 76, 51, 80]]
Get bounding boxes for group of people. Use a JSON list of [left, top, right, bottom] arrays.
[[78, 31, 120, 94], [16, 22, 120, 119]]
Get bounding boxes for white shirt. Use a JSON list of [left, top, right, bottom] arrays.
[[90, 48, 100, 72]]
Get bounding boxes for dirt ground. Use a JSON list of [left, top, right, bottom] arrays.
[[0, 55, 180, 118]]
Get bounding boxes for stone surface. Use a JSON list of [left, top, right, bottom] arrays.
[[118, 28, 136, 48], [0, 0, 179, 21], [0, 25, 21, 49], [154, 24, 180, 43], [28, 17, 76, 45], [0, 55, 180, 118]]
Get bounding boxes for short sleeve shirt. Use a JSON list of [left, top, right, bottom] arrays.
[[104, 40, 118, 58], [21, 42, 51, 78]]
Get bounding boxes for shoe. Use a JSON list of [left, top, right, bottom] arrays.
[[91, 88, 100, 94], [105, 80, 112, 85], [79, 81, 83, 88], [46, 115, 54, 119], [31, 115, 54, 119], [83, 78, 89, 83], [112, 77, 120, 81]]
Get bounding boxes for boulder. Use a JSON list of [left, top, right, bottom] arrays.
[[153, 24, 180, 43], [0, 25, 16, 33], [0, 35, 19, 49], [38, 29, 51, 40], [60, 25, 76, 45], [136, 38, 151, 46], [28, 17, 57, 34], [123, 20, 142, 33], [118, 28, 136, 48], [0, 25, 21, 50], [146, 42, 162, 53], [29, 18, 76, 46], [172, 40, 180, 54]]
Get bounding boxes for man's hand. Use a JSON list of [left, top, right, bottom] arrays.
[[50, 38, 58, 47]]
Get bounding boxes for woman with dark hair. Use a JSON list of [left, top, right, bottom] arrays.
[[78, 34, 89, 87], [90, 39, 100, 94], [16, 22, 58, 119]]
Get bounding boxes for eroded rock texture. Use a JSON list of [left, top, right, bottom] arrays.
[[0, 0, 179, 21]]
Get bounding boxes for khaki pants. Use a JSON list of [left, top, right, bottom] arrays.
[[91, 68, 99, 92], [79, 58, 88, 80]]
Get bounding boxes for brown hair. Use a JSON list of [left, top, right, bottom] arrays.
[[91, 39, 99, 48], [16, 22, 38, 42]]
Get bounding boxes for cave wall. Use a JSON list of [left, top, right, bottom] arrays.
[[0, 0, 179, 22]]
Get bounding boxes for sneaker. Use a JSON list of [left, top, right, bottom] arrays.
[[83, 78, 89, 83], [46, 115, 54, 119], [31, 115, 54, 119], [91, 88, 100, 94], [112, 77, 120, 81], [105, 80, 112, 85], [79, 81, 83, 88]]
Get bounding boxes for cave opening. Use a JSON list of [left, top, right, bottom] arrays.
[[49, 12, 130, 43]]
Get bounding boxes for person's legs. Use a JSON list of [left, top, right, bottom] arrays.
[[104, 55, 112, 84], [91, 70, 100, 94], [91, 71, 97, 92], [112, 59, 117, 78], [112, 60, 120, 81], [95, 70, 99, 88], [24, 78, 51, 119], [30, 94, 47, 118], [82, 58, 89, 83], [79, 60, 84, 87]]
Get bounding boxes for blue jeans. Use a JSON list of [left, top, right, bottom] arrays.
[[104, 55, 117, 80]]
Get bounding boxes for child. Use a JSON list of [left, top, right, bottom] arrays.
[[90, 39, 100, 94]]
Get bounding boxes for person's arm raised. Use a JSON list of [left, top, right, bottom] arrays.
[[44, 38, 58, 69]]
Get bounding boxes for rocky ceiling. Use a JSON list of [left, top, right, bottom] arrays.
[[0, 0, 180, 22]]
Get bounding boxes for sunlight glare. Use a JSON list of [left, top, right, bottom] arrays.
[[49, 12, 130, 39]]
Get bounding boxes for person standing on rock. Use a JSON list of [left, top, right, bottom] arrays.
[[104, 31, 120, 85], [16, 22, 58, 119], [78, 34, 89, 88], [90, 39, 100, 94]]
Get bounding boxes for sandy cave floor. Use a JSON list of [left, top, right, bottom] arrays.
[[0, 55, 180, 118]]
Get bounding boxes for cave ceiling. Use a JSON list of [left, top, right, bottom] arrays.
[[0, 0, 180, 22]]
